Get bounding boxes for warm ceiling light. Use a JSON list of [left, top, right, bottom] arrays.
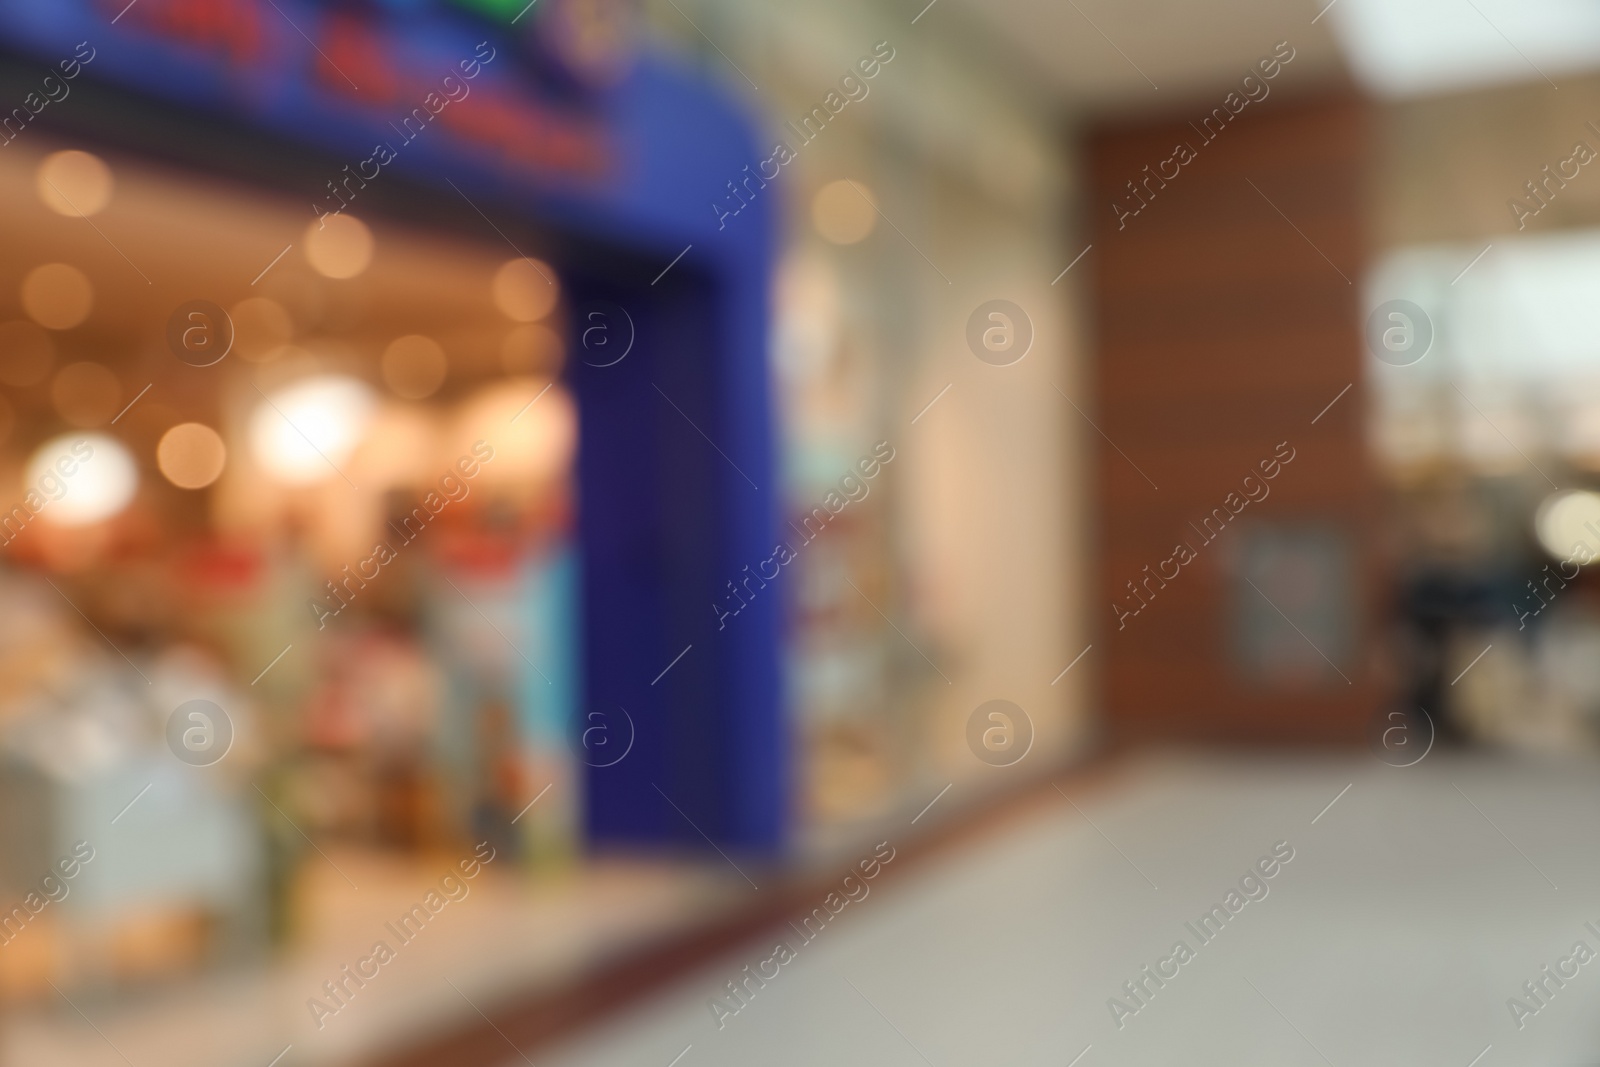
[[50, 362, 121, 426], [20, 263, 93, 330], [381, 334, 448, 399], [230, 297, 294, 362], [0, 320, 54, 386], [249, 374, 376, 484], [31, 433, 137, 526], [812, 179, 878, 245], [303, 215, 374, 279], [37, 150, 113, 217], [157, 422, 227, 489], [492, 258, 559, 321], [1535, 489, 1600, 562]]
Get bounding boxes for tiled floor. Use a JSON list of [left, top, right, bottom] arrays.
[[531, 752, 1600, 1067]]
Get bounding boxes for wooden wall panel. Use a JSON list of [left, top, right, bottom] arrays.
[[1087, 93, 1382, 746]]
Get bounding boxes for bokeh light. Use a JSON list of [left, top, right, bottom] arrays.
[[29, 432, 137, 526], [303, 215, 374, 279], [20, 263, 93, 330], [492, 257, 559, 321], [157, 422, 227, 489], [36, 150, 114, 217], [381, 334, 448, 399], [1534, 489, 1600, 562], [812, 179, 878, 245], [230, 297, 294, 362], [249, 374, 376, 484]]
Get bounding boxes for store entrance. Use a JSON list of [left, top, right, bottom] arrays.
[[0, 136, 602, 982], [0, 113, 787, 987]]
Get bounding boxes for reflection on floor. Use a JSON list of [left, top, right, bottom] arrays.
[[532, 752, 1600, 1067], [3, 853, 746, 1067]]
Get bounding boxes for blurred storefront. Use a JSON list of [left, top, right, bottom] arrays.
[[1367, 230, 1600, 753], [646, 0, 1085, 840], [0, 0, 1081, 1063], [0, 0, 784, 1053], [1366, 73, 1600, 754]]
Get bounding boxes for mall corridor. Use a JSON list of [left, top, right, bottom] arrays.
[[3, 0, 1600, 1064], [533, 755, 1600, 1067]]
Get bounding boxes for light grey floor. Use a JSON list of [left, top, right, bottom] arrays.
[[529, 752, 1600, 1067]]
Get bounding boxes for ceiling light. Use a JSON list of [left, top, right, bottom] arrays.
[[382, 335, 448, 399], [492, 258, 559, 322], [37, 150, 113, 217], [1328, 0, 1600, 97], [303, 215, 374, 279], [249, 375, 376, 484], [31, 433, 138, 526], [20, 263, 93, 330], [158, 423, 227, 489]]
